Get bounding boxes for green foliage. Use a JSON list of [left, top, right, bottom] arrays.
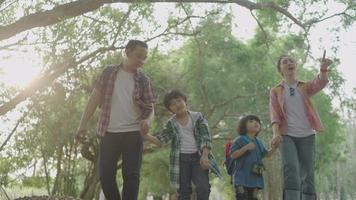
[[140, 148, 173, 198], [22, 176, 48, 188], [0, 1, 355, 199], [0, 158, 12, 186]]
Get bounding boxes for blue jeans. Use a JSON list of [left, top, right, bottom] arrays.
[[281, 135, 317, 200], [178, 152, 211, 200], [99, 131, 143, 200]]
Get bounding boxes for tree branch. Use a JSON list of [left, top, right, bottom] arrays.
[[0, 15, 199, 116], [111, 5, 133, 46], [250, 10, 269, 50], [303, 6, 354, 27], [0, 33, 28, 51], [210, 108, 229, 131], [82, 14, 111, 25], [0, 0, 326, 42], [0, 0, 16, 13], [0, 108, 31, 152], [179, 3, 212, 111], [0, 185, 10, 200], [207, 93, 265, 117], [0, 0, 114, 41]]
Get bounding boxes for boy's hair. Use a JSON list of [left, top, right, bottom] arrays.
[[163, 89, 187, 111], [125, 40, 148, 51], [276, 54, 290, 74], [237, 115, 261, 136]]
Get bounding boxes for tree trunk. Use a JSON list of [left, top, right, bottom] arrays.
[[336, 161, 341, 200], [264, 156, 281, 200], [41, 149, 51, 195], [191, 191, 197, 200], [153, 196, 163, 200], [170, 193, 177, 200], [52, 147, 63, 195], [80, 162, 100, 200], [80, 138, 100, 200]]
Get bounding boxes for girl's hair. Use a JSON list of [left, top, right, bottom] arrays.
[[276, 54, 291, 74], [237, 115, 261, 136], [163, 89, 187, 111]]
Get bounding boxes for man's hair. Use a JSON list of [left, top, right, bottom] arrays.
[[125, 40, 148, 51], [163, 89, 187, 111], [237, 115, 261, 136]]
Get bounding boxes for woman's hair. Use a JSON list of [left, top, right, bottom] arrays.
[[237, 115, 261, 136], [125, 40, 148, 51], [276, 54, 291, 74], [163, 89, 187, 111]]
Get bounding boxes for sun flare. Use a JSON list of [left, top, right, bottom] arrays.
[[0, 52, 42, 88]]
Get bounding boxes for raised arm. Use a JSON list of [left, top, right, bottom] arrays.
[[141, 121, 174, 147], [230, 142, 255, 159], [306, 57, 333, 96]]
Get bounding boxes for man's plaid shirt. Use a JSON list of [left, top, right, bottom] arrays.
[[94, 64, 155, 136]]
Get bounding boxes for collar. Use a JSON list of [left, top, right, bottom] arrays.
[[171, 110, 190, 121], [277, 79, 305, 88], [115, 62, 140, 76]]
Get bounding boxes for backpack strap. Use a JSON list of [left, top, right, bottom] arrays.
[[229, 136, 249, 180], [240, 135, 264, 151], [225, 141, 232, 156], [241, 135, 265, 162], [240, 135, 251, 145], [254, 138, 262, 151], [254, 138, 265, 163]]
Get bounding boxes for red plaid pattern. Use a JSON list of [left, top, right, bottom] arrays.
[[95, 64, 155, 136]]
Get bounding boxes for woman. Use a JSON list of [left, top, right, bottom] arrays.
[[269, 54, 332, 200]]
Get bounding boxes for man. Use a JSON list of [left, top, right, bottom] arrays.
[[76, 40, 155, 200]]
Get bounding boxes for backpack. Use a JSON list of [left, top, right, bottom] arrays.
[[224, 139, 234, 176]]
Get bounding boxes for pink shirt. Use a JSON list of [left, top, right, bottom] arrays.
[[269, 74, 328, 135]]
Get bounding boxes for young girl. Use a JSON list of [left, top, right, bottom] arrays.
[[230, 115, 277, 200]]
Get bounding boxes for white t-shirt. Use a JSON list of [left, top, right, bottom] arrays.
[[284, 82, 315, 137], [178, 117, 198, 153], [107, 68, 140, 133]]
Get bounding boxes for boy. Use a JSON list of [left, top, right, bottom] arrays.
[[140, 89, 221, 200]]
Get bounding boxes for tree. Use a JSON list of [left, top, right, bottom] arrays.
[[0, 1, 355, 199], [0, 0, 354, 116]]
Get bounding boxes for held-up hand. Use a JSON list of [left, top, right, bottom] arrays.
[[271, 135, 283, 146], [200, 155, 210, 170], [75, 126, 87, 143], [139, 119, 150, 137], [245, 142, 256, 151], [320, 50, 333, 72], [270, 141, 279, 150]]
